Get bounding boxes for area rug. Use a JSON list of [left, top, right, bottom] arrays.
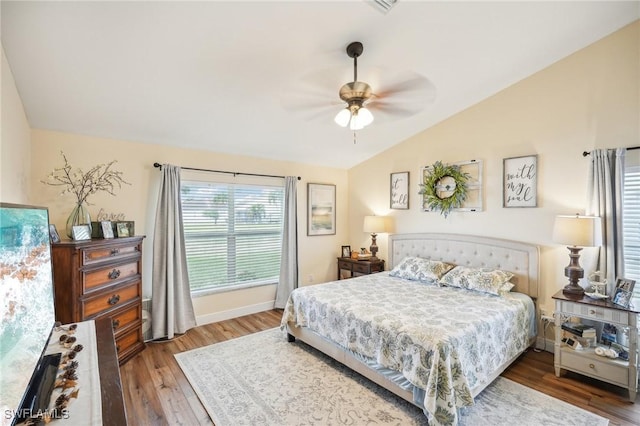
[[175, 328, 609, 426]]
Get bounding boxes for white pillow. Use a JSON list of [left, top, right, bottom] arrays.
[[439, 265, 514, 296], [389, 257, 454, 284]]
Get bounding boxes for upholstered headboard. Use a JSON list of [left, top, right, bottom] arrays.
[[388, 233, 540, 299]]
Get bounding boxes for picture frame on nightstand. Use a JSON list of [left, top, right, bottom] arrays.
[[612, 277, 636, 308], [341, 245, 351, 258]]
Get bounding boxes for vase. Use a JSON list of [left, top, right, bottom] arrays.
[[65, 203, 92, 238]]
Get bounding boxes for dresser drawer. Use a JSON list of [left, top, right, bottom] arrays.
[[82, 281, 141, 318], [81, 242, 141, 266], [83, 261, 139, 293], [560, 349, 628, 387], [93, 301, 141, 336], [115, 326, 144, 363], [338, 260, 353, 270], [352, 262, 370, 274], [558, 301, 631, 326]]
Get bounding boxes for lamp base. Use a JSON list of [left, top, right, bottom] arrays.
[[562, 246, 585, 297], [562, 283, 585, 296]]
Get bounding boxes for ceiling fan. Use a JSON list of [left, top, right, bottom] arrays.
[[334, 42, 375, 131], [280, 42, 436, 129]]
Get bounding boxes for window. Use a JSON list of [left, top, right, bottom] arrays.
[[622, 155, 640, 297], [180, 177, 284, 295]]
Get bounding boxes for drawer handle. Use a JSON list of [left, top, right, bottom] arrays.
[[589, 309, 596, 315], [110, 248, 120, 256], [108, 269, 121, 280], [589, 363, 595, 369], [108, 294, 121, 305], [112, 319, 120, 330]]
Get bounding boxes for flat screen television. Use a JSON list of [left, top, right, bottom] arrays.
[[0, 203, 57, 425]]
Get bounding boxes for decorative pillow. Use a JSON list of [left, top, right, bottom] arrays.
[[389, 257, 454, 283], [439, 266, 514, 296]]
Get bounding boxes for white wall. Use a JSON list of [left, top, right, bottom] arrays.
[[348, 21, 639, 317], [1, 47, 31, 204]]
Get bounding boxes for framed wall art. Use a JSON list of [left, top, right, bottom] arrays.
[[307, 183, 336, 236], [503, 155, 537, 208], [390, 171, 409, 209], [420, 159, 483, 214]]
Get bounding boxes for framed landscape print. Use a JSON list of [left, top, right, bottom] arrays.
[[307, 183, 336, 236], [503, 155, 537, 208], [390, 171, 409, 209]]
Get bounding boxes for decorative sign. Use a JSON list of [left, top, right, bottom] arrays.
[[503, 155, 537, 208], [390, 172, 409, 209]]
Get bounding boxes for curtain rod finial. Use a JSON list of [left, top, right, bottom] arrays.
[[582, 151, 590, 157], [153, 162, 162, 168]]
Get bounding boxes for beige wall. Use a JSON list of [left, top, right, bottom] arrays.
[[1, 47, 31, 204], [348, 21, 639, 317], [30, 130, 348, 323]]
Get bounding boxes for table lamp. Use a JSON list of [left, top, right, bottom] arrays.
[[552, 214, 602, 296], [363, 215, 387, 261]]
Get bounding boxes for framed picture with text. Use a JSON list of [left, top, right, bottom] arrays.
[[390, 171, 409, 209], [307, 183, 336, 236], [503, 155, 537, 208]]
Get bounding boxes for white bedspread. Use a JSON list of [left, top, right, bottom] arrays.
[[281, 272, 534, 426]]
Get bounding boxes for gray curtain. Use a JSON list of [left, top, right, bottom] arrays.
[[586, 148, 626, 295], [151, 164, 197, 339], [274, 176, 298, 309]]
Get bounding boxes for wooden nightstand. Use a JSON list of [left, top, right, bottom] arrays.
[[337, 257, 385, 280], [552, 290, 638, 401]]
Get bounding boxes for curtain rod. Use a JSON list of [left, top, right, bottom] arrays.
[[153, 162, 301, 181], [582, 146, 639, 157]]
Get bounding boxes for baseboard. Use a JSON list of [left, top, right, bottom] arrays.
[[196, 301, 277, 326], [534, 336, 555, 353]]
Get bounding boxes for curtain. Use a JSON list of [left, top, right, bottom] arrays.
[[274, 176, 298, 309], [586, 148, 626, 295], [151, 164, 197, 339]]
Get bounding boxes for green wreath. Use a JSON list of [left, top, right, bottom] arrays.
[[419, 161, 470, 218]]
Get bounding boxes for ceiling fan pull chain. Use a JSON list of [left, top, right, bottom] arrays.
[[353, 131, 357, 144]]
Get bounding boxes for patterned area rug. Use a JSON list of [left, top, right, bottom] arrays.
[[175, 328, 609, 426]]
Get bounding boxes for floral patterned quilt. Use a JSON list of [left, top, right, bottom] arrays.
[[281, 272, 534, 426]]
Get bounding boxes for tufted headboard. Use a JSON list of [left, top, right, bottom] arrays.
[[388, 233, 539, 299]]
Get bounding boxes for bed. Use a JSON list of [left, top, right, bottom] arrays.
[[281, 233, 539, 425]]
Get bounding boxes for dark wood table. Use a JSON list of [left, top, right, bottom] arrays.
[[95, 317, 128, 424]]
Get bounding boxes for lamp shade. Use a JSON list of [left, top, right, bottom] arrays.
[[334, 108, 351, 127], [552, 215, 602, 247], [363, 215, 386, 234]]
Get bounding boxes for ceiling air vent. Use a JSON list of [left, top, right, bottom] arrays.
[[369, 0, 399, 14]]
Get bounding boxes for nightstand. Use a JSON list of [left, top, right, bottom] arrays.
[[337, 257, 385, 280], [552, 290, 638, 401]]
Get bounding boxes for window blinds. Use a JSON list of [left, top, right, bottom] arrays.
[[622, 164, 640, 295], [181, 180, 284, 293]]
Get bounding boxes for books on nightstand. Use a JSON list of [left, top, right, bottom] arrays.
[[561, 322, 596, 338]]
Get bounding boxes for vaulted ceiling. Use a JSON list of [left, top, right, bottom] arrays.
[[2, 1, 638, 169]]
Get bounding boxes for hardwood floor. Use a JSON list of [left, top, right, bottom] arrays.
[[120, 310, 639, 425]]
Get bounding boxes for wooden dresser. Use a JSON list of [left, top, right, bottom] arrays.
[[51, 236, 145, 364]]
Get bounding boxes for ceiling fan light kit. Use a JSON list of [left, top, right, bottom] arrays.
[[335, 41, 375, 131]]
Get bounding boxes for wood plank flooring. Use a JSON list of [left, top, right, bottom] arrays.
[[120, 310, 639, 425]]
